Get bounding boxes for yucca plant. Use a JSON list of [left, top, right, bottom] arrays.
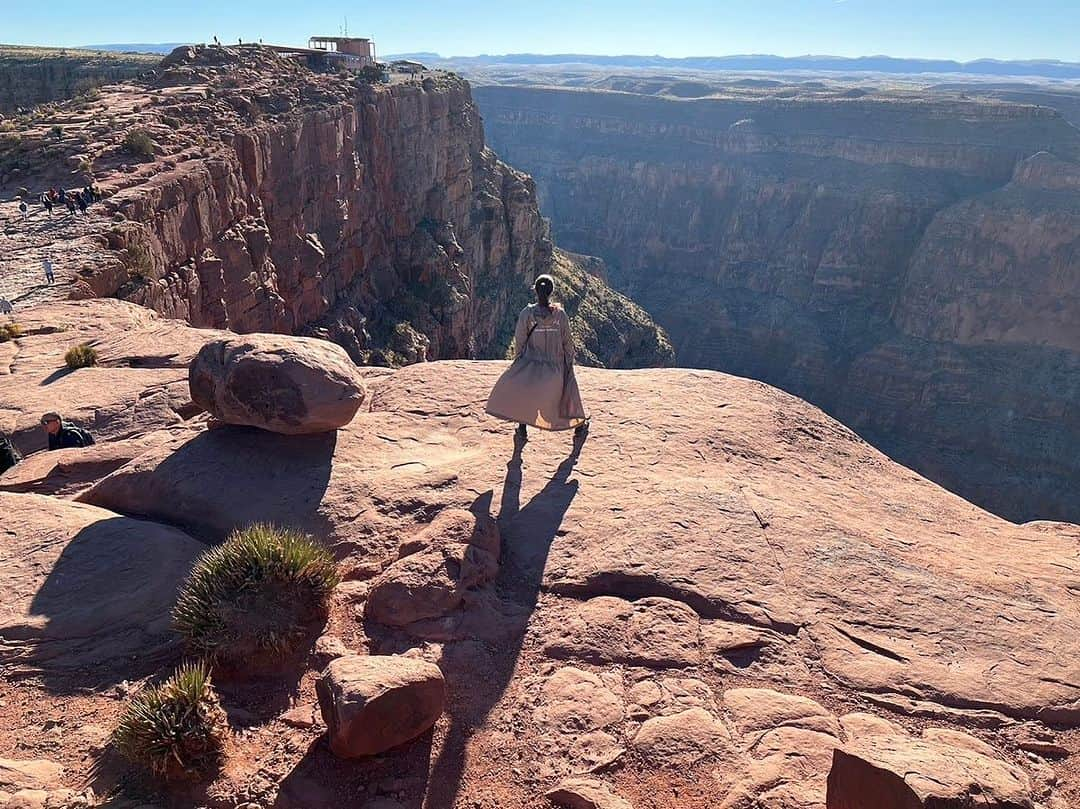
[[173, 524, 339, 668], [64, 343, 97, 369], [112, 662, 227, 780]]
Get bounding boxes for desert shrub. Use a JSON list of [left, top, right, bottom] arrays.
[[123, 242, 155, 280], [51, 124, 63, 140], [64, 343, 98, 369], [112, 662, 227, 780], [173, 524, 339, 667], [122, 128, 155, 157], [0, 323, 24, 342], [356, 65, 388, 84]]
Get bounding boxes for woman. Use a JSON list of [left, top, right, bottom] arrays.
[[486, 274, 588, 442]]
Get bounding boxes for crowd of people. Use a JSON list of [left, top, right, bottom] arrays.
[[36, 184, 100, 217], [14, 184, 100, 224]]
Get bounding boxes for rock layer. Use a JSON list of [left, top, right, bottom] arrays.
[[475, 82, 1080, 523]]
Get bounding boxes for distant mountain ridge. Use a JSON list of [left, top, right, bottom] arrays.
[[80, 43, 188, 54], [391, 52, 1080, 80]]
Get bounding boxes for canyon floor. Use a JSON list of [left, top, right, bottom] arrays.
[[1, 299, 1079, 808]]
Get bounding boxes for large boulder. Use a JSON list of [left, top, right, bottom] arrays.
[[0, 493, 204, 678], [316, 654, 446, 758], [826, 732, 1033, 808], [188, 334, 367, 434]]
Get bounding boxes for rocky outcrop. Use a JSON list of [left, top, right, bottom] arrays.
[[189, 334, 367, 433], [316, 654, 446, 757], [0, 46, 672, 371], [474, 83, 1080, 523], [1, 301, 1078, 806], [0, 45, 157, 112]]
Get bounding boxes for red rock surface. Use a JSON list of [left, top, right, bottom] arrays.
[[1, 301, 1078, 808]]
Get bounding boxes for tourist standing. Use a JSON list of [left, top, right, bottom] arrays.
[[0, 297, 12, 316], [486, 274, 589, 443], [43, 257, 55, 285]]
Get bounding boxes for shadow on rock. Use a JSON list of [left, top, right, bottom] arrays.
[[15, 513, 203, 695], [422, 432, 584, 808], [275, 733, 434, 809], [80, 425, 338, 544]]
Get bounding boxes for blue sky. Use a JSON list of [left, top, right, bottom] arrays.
[[5, 0, 1077, 62]]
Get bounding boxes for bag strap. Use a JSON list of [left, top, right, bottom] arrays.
[[523, 321, 539, 347]]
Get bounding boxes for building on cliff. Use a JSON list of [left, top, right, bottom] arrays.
[[308, 36, 376, 68]]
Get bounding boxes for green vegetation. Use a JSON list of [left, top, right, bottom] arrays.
[[0, 323, 23, 342], [173, 524, 339, 667], [122, 128, 155, 157], [64, 343, 98, 369], [50, 124, 63, 140], [112, 662, 227, 780], [123, 242, 155, 281]]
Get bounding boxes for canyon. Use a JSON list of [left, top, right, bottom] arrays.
[[473, 78, 1080, 523], [0, 46, 672, 371], [0, 45, 157, 112], [1, 45, 1079, 809]]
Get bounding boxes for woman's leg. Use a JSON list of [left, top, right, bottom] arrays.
[[515, 424, 528, 441]]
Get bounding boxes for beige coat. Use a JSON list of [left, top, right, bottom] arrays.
[[486, 304, 587, 430]]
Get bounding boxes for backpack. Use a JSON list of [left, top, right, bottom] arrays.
[[0, 436, 21, 474], [73, 426, 95, 446]]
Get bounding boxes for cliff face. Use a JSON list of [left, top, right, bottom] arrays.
[[0, 45, 157, 111], [0, 46, 670, 369], [475, 84, 1080, 522]]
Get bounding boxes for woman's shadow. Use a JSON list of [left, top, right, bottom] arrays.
[[423, 429, 586, 808]]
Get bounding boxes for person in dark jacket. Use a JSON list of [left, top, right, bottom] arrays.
[[0, 434, 21, 474], [40, 412, 95, 450]]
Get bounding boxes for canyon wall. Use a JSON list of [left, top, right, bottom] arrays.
[[0, 46, 157, 112], [475, 84, 1080, 522]]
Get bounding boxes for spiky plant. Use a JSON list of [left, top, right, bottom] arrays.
[[173, 524, 339, 668], [112, 662, 227, 780], [64, 343, 97, 369]]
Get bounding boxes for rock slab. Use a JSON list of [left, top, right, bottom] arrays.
[[316, 654, 445, 758], [546, 778, 633, 809], [189, 334, 367, 434], [826, 733, 1033, 808]]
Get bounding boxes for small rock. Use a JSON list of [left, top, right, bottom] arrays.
[[546, 777, 633, 809], [316, 654, 445, 758], [280, 703, 320, 729], [631, 707, 732, 767], [312, 633, 350, 667]]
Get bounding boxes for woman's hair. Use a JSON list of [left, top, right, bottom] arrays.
[[534, 274, 555, 298]]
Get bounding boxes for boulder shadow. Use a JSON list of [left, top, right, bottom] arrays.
[[86, 425, 338, 545], [15, 515, 196, 695], [275, 732, 434, 808]]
